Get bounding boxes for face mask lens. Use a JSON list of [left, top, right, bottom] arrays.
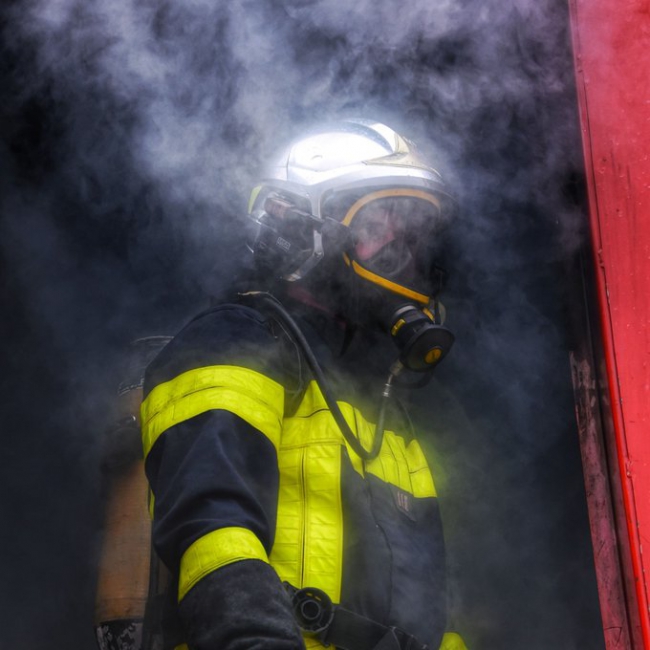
[[365, 239, 412, 276], [353, 208, 397, 260], [350, 197, 440, 292]]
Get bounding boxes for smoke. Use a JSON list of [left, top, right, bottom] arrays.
[[0, 0, 602, 648]]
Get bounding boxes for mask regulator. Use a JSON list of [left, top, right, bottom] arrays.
[[386, 303, 454, 373]]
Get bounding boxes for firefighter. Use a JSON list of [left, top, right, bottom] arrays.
[[140, 119, 468, 650]]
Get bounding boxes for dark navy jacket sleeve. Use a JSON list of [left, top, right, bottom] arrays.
[[141, 303, 304, 649]]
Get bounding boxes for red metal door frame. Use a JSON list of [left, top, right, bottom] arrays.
[[568, 0, 650, 646]]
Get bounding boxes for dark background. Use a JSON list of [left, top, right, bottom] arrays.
[[0, 0, 604, 648]]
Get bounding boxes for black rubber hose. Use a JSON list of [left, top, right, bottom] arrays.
[[250, 292, 389, 462]]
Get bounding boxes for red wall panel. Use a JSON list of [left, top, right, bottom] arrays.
[[569, 0, 650, 645]]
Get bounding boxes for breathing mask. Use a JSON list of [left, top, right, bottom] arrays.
[[337, 191, 454, 372], [246, 118, 456, 373]]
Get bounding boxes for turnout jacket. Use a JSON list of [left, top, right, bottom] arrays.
[[141, 301, 451, 650]]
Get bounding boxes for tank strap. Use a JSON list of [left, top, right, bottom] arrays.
[[285, 583, 429, 650]]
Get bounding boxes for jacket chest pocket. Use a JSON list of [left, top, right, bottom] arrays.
[[364, 440, 447, 645]]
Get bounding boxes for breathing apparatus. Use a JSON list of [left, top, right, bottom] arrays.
[[244, 119, 457, 459]]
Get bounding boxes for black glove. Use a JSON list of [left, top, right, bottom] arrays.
[[178, 559, 306, 650]]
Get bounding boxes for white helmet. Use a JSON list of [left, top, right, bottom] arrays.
[[247, 118, 455, 307]]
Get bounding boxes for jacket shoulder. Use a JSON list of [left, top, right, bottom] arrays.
[[144, 303, 286, 396]]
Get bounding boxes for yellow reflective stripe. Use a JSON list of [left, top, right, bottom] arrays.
[[285, 382, 437, 497], [270, 446, 305, 589], [404, 438, 436, 497], [270, 441, 343, 604], [248, 184, 263, 213], [439, 632, 469, 650], [178, 527, 269, 602], [302, 442, 343, 598], [362, 434, 435, 497], [140, 365, 284, 458]]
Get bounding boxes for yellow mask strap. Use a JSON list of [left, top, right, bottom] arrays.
[[343, 253, 431, 305]]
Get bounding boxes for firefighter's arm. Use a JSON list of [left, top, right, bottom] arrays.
[[141, 305, 304, 649]]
